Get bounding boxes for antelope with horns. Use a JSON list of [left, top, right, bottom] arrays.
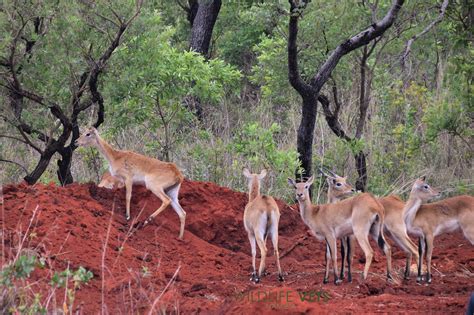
[[321, 169, 419, 281], [288, 176, 392, 284], [98, 171, 125, 189], [404, 176, 474, 283], [76, 127, 187, 239], [243, 168, 283, 283]]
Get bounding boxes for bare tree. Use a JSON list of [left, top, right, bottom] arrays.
[[287, 0, 405, 180]]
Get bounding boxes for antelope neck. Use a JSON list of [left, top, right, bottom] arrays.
[[95, 135, 118, 165], [297, 195, 314, 224], [327, 187, 340, 203], [248, 177, 260, 202], [403, 196, 422, 227]]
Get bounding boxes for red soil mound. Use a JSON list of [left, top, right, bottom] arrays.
[[1, 180, 473, 313]]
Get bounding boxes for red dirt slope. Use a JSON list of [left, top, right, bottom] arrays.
[[1, 180, 473, 314]]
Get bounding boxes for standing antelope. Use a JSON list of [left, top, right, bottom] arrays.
[[243, 169, 283, 283], [318, 169, 356, 282], [76, 127, 187, 239], [403, 177, 474, 283], [322, 170, 419, 281], [288, 176, 392, 284], [98, 170, 125, 189]]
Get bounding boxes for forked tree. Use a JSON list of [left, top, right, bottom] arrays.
[[287, 0, 405, 180]]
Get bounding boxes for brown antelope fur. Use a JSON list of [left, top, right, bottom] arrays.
[[288, 176, 393, 284], [98, 171, 125, 189], [243, 169, 283, 283], [76, 127, 186, 239], [323, 170, 419, 281], [319, 169, 356, 283], [403, 177, 474, 283]]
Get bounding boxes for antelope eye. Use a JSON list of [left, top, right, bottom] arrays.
[[86, 133, 90, 137], [423, 185, 429, 189], [336, 182, 342, 187], [304, 185, 308, 189]]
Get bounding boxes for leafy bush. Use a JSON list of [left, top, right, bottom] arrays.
[[1, 255, 93, 314]]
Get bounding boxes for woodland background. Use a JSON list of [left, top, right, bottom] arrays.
[[1, 0, 472, 202]]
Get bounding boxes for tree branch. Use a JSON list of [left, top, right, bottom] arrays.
[[287, 0, 314, 96], [0, 158, 28, 174], [318, 94, 352, 142], [401, 0, 449, 70], [309, 0, 405, 92]]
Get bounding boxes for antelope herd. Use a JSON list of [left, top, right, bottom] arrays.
[[77, 127, 473, 285]]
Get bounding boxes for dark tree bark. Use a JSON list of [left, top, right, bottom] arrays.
[[287, 0, 404, 180], [189, 0, 222, 57], [180, 0, 222, 120], [1, 6, 141, 185]]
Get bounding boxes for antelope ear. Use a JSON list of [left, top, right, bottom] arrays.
[[326, 176, 335, 185], [420, 175, 426, 181], [258, 169, 267, 179], [242, 168, 251, 178], [288, 178, 297, 188], [306, 175, 314, 186]]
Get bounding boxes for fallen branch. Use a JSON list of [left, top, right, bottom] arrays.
[[281, 235, 308, 259]]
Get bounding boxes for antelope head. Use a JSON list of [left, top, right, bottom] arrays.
[[411, 176, 440, 202], [76, 127, 100, 147], [288, 176, 314, 202], [243, 168, 267, 201]]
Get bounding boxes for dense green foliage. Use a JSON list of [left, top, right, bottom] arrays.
[[1, 0, 472, 200]]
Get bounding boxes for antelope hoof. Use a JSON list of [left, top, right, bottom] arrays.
[[387, 272, 394, 281], [334, 278, 342, 285], [126, 215, 130, 221], [416, 276, 422, 283], [278, 274, 284, 282], [262, 270, 269, 277], [250, 273, 260, 283], [323, 277, 329, 284], [347, 274, 352, 283], [426, 274, 432, 284]]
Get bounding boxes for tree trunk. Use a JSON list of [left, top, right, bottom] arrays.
[[189, 0, 222, 57], [57, 147, 74, 185], [186, 0, 222, 120], [354, 151, 367, 192], [24, 150, 55, 184], [296, 94, 318, 179]]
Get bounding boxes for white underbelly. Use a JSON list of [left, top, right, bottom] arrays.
[[133, 173, 147, 184], [434, 219, 459, 236]]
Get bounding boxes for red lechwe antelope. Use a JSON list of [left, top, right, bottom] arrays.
[[288, 176, 392, 284], [319, 169, 355, 282], [76, 127, 187, 239], [403, 176, 474, 283], [98, 171, 125, 189], [243, 169, 283, 283], [321, 169, 419, 281]]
